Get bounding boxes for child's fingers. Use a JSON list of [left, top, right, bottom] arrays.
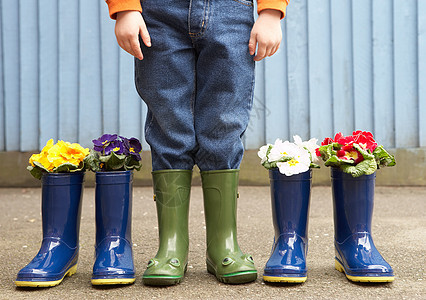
[[254, 44, 266, 61], [248, 32, 257, 56], [130, 36, 143, 60], [269, 43, 280, 57], [139, 19, 151, 47]]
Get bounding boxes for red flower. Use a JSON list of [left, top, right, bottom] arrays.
[[352, 130, 377, 152], [315, 148, 321, 157], [341, 144, 354, 151], [322, 132, 356, 148], [341, 149, 364, 164], [321, 137, 334, 146], [336, 150, 346, 157], [334, 134, 354, 147]]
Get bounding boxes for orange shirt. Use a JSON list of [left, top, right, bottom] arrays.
[[106, 0, 289, 20]]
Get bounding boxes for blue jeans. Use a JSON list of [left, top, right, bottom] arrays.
[[135, 0, 255, 171]]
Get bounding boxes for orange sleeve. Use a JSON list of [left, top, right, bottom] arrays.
[[257, 0, 289, 19], [105, 0, 142, 20]]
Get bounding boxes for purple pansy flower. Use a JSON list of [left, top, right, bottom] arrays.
[[105, 140, 125, 155], [122, 137, 142, 161], [88, 133, 142, 172], [92, 134, 118, 153]]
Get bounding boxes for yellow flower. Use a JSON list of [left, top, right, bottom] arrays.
[[41, 139, 54, 154], [29, 139, 56, 171], [29, 139, 89, 172]]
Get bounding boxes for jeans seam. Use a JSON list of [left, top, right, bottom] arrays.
[[188, 0, 210, 39], [190, 64, 196, 118], [232, 0, 254, 7], [135, 57, 154, 137]]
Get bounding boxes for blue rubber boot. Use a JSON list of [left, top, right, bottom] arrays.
[[263, 169, 312, 283], [15, 172, 84, 287], [91, 171, 135, 285], [331, 168, 394, 282]]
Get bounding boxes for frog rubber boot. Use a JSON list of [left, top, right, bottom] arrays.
[[201, 169, 257, 284], [142, 169, 192, 286]]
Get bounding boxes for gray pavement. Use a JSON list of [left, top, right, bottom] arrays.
[[0, 186, 425, 299]]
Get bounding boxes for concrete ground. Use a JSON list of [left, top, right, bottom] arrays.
[[0, 185, 425, 299]]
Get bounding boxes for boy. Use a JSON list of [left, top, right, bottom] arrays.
[[106, 0, 288, 286]]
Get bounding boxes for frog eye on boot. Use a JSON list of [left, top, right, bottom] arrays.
[[246, 255, 254, 263], [169, 258, 181, 267], [147, 259, 156, 268], [222, 257, 234, 266]]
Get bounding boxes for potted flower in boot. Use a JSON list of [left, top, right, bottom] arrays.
[[258, 135, 319, 283], [316, 130, 395, 282], [85, 134, 142, 285], [15, 139, 89, 287]]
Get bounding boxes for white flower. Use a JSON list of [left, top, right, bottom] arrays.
[[276, 150, 311, 176], [257, 144, 271, 164], [293, 135, 319, 163], [268, 139, 296, 162]]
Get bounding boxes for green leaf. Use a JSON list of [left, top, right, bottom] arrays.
[[100, 152, 126, 171], [53, 163, 79, 173], [341, 157, 377, 177], [373, 145, 396, 167], [262, 161, 277, 170], [353, 143, 375, 160], [317, 143, 339, 162], [84, 150, 102, 172], [324, 155, 355, 168], [309, 163, 320, 169], [124, 156, 142, 171], [73, 161, 86, 172], [27, 165, 44, 180], [262, 156, 292, 170], [265, 145, 273, 159], [33, 161, 50, 173]]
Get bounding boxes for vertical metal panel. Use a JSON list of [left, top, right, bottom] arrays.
[[0, 1, 425, 153], [394, 0, 418, 148], [286, 0, 310, 140], [39, 0, 59, 145], [2, 0, 20, 151], [331, 0, 354, 135], [246, 60, 265, 148], [140, 101, 150, 151], [79, 0, 102, 147], [100, 2, 120, 135], [118, 51, 141, 139], [0, 0, 4, 150], [264, 20, 289, 144], [19, 0, 39, 151], [352, 0, 374, 132], [372, 0, 395, 148], [307, 0, 333, 141], [58, 0, 79, 143], [419, 1, 426, 147]]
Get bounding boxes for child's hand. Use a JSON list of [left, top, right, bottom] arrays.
[[249, 9, 282, 61], [115, 11, 151, 60]]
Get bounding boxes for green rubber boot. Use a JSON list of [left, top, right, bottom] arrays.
[[201, 169, 257, 284], [142, 169, 192, 286]]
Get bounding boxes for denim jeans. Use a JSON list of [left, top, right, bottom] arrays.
[[135, 0, 255, 171]]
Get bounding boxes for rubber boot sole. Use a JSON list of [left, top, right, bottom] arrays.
[[143, 275, 184, 286], [91, 277, 135, 285], [263, 275, 307, 283], [15, 264, 77, 288], [335, 259, 395, 283], [207, 260, 257, 284], [142, 263, 187, 286]]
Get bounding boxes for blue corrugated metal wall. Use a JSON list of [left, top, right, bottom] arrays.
[[0, 0, 425, 152]]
